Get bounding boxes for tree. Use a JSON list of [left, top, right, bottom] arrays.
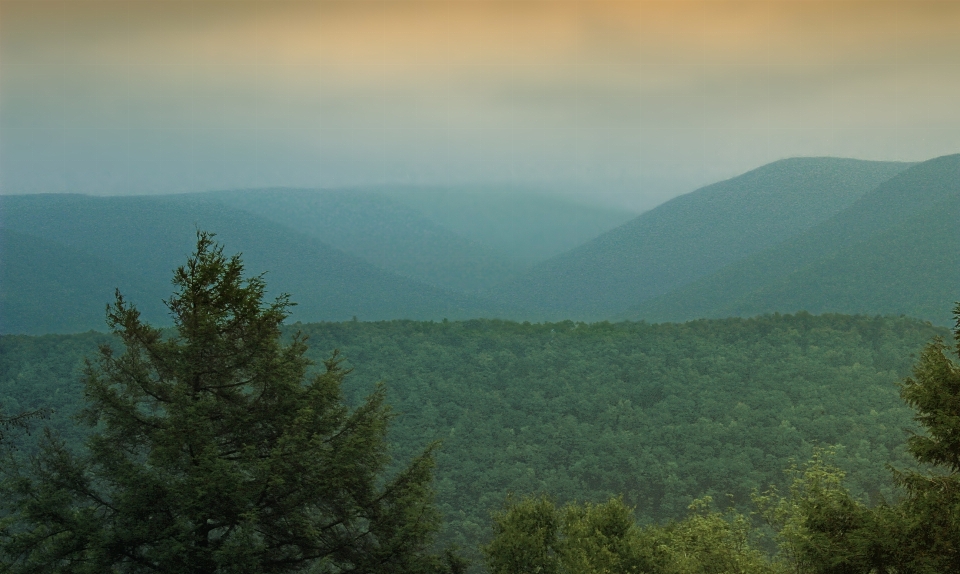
[[890, 300, 960, 573], [0, 408, 45, 447], [753, 450, 902, 574], [484, 494, 774, 574], [1, 232, 452, 574], [752, 302, 960, 574], [484, 495, 562, 574]]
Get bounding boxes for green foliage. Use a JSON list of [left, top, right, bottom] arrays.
[[0, 332, 113, 455], [0, 313, 945, 569], [900, 321, 960, 471], [0, 233, 449, 573], [752, 450, 900, 574], [0, 408, 45, 447], [655, 497, 776, 574], [751, 301, 960, 574], [485, 496, 563, 574], [889, 300, 960, 573], [485, 495, 775, 574], [297, 313, 937, 558]]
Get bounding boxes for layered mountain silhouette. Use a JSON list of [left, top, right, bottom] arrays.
[[372, 186, 638, 263], [628, 154, 960, 325], [491, 158, 912, 320], [4, 154, 957, 334], [0, 228, 153, 335], [173, 187, 635, 294], [199, 189, 527, 294], [0, 194, 513, 334]]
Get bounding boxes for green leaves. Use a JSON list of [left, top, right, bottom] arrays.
[[888, 299, 960, 573], [900, 337, 960, 472], [484, 495, 775, 574]]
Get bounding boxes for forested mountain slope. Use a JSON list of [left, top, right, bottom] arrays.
[[631, 153, 960, 325], [199, 189, 526, 293], [2, 314, 946, 561], [0, 229, 153, 335], [490, 158, 910, 320], [0, 194, 511, 334]]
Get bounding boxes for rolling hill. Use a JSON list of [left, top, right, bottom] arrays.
[[198, 189, 527, 294], [0, 228, 154, 335], [490, 158, 911, 320], [154, 187, 637, 295], [0, 194, 513, 334], [5, 154, 953, 333], [629, 153, 960, 325]]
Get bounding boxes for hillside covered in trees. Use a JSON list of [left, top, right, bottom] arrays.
[[2, 311, 950, 568], [494, 158, 911, 319], [628, 154, 960, 325]]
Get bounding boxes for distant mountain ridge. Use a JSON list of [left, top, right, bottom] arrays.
[[372, 186, 639, 263], [198, 188, 528, 294], [178, 187, 638, 294], [0, 228, 153, 334], [0, 194, 513, 334], [629, 154, 960, 325], [491, 157, 912, 320], [5, 154, 957, 335]]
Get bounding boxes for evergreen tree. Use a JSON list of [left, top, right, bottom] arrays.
[[892, 300, 960, 573], [0, 232, 451, 574], [0, 408, 44, 447]]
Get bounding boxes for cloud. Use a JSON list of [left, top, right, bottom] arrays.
[[3, 0, 960, 202]]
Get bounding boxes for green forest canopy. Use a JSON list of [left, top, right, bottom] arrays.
[[1, 312, 948, 565]]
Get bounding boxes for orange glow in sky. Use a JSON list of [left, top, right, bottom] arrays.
[[3, 0, 960, 207]]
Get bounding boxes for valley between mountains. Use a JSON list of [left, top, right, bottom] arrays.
[[3, 154, 957, 334]]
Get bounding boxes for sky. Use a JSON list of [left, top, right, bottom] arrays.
[[2, 0, 960, 211]]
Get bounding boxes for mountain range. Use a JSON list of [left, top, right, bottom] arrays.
[[198, 187, 637, 294], [0, 194, 507, 334], [2, 154, 957, 334], [627, 154, 960, 325], [492, 157, 913, 320]]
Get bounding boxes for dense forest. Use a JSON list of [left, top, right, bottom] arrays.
[[2, 306, 952, 569]]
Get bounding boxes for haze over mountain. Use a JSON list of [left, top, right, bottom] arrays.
[[629, 153, 960, 326], [197, 187, 636, 294], [0, 194, 513, 335], [4, 154, 958, 334], [373, 187, 639, 263], [0, 228, 154, 335], [200, 189, 526, 294], [491, 158, 912, 320]]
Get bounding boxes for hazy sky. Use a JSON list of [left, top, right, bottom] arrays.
[[3, 0, 960, 210]]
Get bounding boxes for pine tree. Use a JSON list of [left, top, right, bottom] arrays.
[[1, 232, 452, 574], [892, 300, 960, 573]]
